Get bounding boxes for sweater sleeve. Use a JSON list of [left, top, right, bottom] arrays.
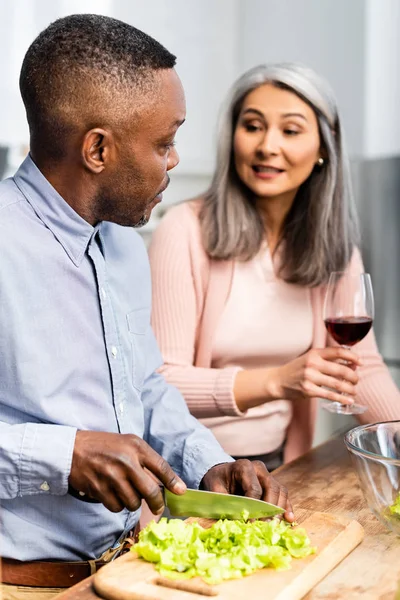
[[148, 203, 244, 418], [328, 249, 400, 423]]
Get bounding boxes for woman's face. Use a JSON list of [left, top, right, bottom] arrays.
[[233, 83, 322, 205]]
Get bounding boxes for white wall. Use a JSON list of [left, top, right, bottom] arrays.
[[236, 0, 367, 158], [0, 0, 34, 146], [364, 0, 400, 158]]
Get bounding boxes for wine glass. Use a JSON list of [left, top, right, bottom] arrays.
[[322, 272, 374, 415]]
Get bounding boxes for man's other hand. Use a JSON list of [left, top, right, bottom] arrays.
[[200, 459, 294, 522]]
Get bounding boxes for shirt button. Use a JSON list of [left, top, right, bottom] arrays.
[[119, 402, 124, 414], [111, 346, 118, 358], [101, 287, 106, 299], [40, 481, 50, 491]]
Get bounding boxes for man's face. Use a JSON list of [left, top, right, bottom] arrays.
[[96, 69, 186, 227]]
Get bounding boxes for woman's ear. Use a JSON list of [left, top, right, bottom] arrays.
[[319, 142, 329, 161]]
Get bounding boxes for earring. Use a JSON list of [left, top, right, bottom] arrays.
[[317, 157, 324, 166]]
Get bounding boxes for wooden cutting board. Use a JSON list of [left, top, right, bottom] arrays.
[[93, 512, 364, 600]]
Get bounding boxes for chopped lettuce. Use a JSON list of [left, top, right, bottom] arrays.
[[389, 493, 400, 517], [240, 509, 250, 522], [132, 517, 316, 585]]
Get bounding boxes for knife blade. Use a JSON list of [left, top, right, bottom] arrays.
[[164, 488, 285, 520]]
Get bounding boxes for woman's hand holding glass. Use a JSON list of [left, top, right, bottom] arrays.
[[265, 347, 360, 404], [234, 347, 360, 412]]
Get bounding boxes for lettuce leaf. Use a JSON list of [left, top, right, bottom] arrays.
[[389, 493, 400, 517], [132, 517, 316, 585]]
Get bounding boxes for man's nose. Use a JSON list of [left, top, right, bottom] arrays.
[[167, 146, 180, 171]]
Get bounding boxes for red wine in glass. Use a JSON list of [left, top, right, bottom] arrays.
[[322, 272, 374, 415], [324, 316, 373, 347]]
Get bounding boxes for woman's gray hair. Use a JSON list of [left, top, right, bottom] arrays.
[[200, 63, 360, 287]]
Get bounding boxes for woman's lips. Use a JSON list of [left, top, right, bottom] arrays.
[[252, 165, 284, 180]]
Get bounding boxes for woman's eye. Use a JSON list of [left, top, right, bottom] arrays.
[[284, 129, 300, 136], [244, 123, 261, 132]]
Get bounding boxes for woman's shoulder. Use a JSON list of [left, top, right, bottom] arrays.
[[153, 197, 206, 243], [311, 246, 364, 303], [149, 196, 211, 285], [159, 196, 205, 225], [150, 196, 207, 257], [347, 246, 364, 271]]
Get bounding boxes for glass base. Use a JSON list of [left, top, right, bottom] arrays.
[[321, 401, 368, 415]]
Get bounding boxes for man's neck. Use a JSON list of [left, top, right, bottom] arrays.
[[34, 156, 97, 225]]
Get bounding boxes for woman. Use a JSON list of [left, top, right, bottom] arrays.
[[149, 63, 400, 469]]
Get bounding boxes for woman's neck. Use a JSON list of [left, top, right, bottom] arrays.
[[256, 191, 296, 255]]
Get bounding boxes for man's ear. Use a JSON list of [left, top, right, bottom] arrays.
[[81, 128, 113, 174]]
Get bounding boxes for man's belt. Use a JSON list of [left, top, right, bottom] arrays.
[[1, 557, 107, 587], [1, 524, 139, 588]]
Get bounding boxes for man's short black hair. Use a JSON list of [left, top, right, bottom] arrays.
[[20, 14, 177, 162]]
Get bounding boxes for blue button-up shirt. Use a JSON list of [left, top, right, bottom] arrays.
[[0, 156, 233, 561]]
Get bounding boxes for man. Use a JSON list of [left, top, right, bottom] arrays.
[[0, 14, 293, 599]]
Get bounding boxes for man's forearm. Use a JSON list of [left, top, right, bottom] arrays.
[[142, 372, 234, 489]]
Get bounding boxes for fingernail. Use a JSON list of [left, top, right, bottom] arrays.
[[172, 480, 187, 494], [287, 511, 295, 521]]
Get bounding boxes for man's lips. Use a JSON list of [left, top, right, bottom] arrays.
[[148, 195, 162, 210], [147, 176, 170, 210], [155, 176, 170, 199], [148, 189, 166, 210]]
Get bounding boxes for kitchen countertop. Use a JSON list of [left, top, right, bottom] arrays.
[[56, 436, 400, 600]]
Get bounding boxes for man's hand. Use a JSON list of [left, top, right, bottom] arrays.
[[69, 431, 186, 514], [200, 460, 294, 522]]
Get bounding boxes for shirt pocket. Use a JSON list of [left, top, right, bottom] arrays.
[[126, 308, 150, 391]]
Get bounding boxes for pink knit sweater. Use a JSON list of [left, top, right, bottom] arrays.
[[149, 199, 400, 463]]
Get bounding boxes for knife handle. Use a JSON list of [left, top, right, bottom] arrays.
[[68, 476, 164, 504]]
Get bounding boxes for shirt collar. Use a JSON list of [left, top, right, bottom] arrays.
[[13, 155, 98, 266]]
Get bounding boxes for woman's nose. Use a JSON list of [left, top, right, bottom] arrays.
[[257, 129, 280, 156]]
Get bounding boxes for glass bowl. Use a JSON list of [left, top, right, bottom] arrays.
[[344, 421, 400, 535]]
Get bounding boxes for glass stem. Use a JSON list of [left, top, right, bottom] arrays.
[[340, 345, 352, 401]]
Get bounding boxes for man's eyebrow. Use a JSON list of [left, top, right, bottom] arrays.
[[162, 118, 185, 135]]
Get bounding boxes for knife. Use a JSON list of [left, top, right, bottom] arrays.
[[69, 483, 285, 520], [164, 487, 285, 520]]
